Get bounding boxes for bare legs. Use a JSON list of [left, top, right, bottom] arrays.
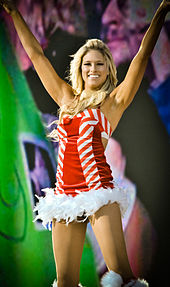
[[52, 202, 134, 286], [52, 219, 88, 287], [89, 202, 134, 282]]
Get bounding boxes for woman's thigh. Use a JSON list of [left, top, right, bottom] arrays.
[[88, 203, 133, 278], [52, 219, 88, 286]]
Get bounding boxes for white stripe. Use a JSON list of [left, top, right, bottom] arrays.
[[79, 121, 90, 134], [90, 181, 102, 190], [54, 188, 63, 194], [83, 160, 96, 175], [77, 138, 92, 151], [88, 174, 100, 186], [57, 174, 63, 183], [57, 169, 63, 178], [81, 153, 94, 167], [79, 120, 97, 134], [56, 173, 64, 184], [101, 113, 105, 130], [79, 126, 94, 138], [57, 167, 63, 177], [55, 182, 60, 189], [60, 141, 65, 151], [56, 175, 64, 185], [55, 182, 64, 191], [59, 150, 64, 159], [57, 164, 63, 174], [58, 124, 67, 135], [61, 138, 67, 146], [84, 110, 90, 117], [77, 136, 92, 144], [91, 109, 98, 121], [57, 125, 67, 136], [86, 167, 98, 182], [58, 148, 64, 159], [57, 179, 64, 186], [58, 156, 63, 168], [79, 146, 93, 160], [101, 131, 109, 140]]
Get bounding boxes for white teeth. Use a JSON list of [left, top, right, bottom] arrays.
[[88, 75, 99, 78]]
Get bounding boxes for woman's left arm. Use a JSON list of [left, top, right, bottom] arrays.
[[111, 0, 170, 109]]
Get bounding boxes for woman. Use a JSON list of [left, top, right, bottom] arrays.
[[0, 1, 169, 286]]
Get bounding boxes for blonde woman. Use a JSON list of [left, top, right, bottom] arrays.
[[1, 0, 169, 286]]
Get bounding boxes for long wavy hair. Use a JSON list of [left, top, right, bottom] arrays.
[[47, 39, 118, 141]]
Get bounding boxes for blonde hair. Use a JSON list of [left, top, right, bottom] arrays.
[[47, 39, 117, 141]]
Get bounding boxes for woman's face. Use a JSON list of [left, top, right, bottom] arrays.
[[81, 49, 108, 91]]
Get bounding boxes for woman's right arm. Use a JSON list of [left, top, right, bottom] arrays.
[[0, 1, 74, 106]]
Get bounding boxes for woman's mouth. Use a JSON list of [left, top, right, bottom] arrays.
[[88, 74, 100, 78]]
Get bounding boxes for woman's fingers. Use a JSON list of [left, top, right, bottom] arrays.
[[0, 0, 16, 14], [161, 0, 170, 11]]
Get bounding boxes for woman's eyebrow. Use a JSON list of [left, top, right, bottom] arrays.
[[83, 60, 104, 63]]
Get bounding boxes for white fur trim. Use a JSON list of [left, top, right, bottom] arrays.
[[51, 279, 84, 287], [33, 181, 129, 229], [133, 279, 149, 287], [124, 279, 149, 287], [52, 279, 57, 287], [101, 270, 123, 287]]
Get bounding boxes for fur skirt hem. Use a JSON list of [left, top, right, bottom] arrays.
[[33, 181, 130, 229]]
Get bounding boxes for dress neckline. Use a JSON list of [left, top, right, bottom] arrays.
[[62, 107, 112, 133]]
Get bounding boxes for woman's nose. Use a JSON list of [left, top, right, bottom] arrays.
[[90, 63, 97, 72]]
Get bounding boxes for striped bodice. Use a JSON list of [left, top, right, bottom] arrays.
[[54, 108, 114, 196]]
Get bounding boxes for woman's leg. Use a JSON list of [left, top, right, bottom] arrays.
[[88, 202, 134, 282], [52, 219, 88, 287]]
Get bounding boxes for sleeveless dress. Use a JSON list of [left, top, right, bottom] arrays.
[[34, 108, 129, 228]]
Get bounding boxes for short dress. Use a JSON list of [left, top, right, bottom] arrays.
[[34, 107, 129, 228]]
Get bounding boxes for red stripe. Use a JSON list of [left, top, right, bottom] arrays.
[[86, 172, 99, 185], [90, 181, 102, 189], [57, 127, 66, 138], [88, 109, 95, 119], [58, 154, 63, 163], [57, 164, 63, 174], [79, 123, 92, 136], [80, 149, 94, 162], [77, 136, 91, 147], [57, 167, 62, 177], [60, 145, 65, 155], [97, 109, 102, 126], [78, 142, 92, 155], [82, 157, 95, 170], [81, 111, 86, 117], [84, 164, 97, 177]]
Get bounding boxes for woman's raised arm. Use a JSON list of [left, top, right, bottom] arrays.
[[0, 0, 74, 106], [111, 0, 170, 109]]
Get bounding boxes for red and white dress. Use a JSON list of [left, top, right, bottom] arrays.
[[34, 108, 129, 228]]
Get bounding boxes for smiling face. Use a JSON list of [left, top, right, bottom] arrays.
[[81, 49, 108, 91]]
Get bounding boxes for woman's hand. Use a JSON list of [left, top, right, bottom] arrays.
[[112, 0, 170, 110], [160, 0, 170, 13], [0, 0, 17, 15]]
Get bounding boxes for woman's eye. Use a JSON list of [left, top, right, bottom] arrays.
[[83, 63, 104, 66]]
